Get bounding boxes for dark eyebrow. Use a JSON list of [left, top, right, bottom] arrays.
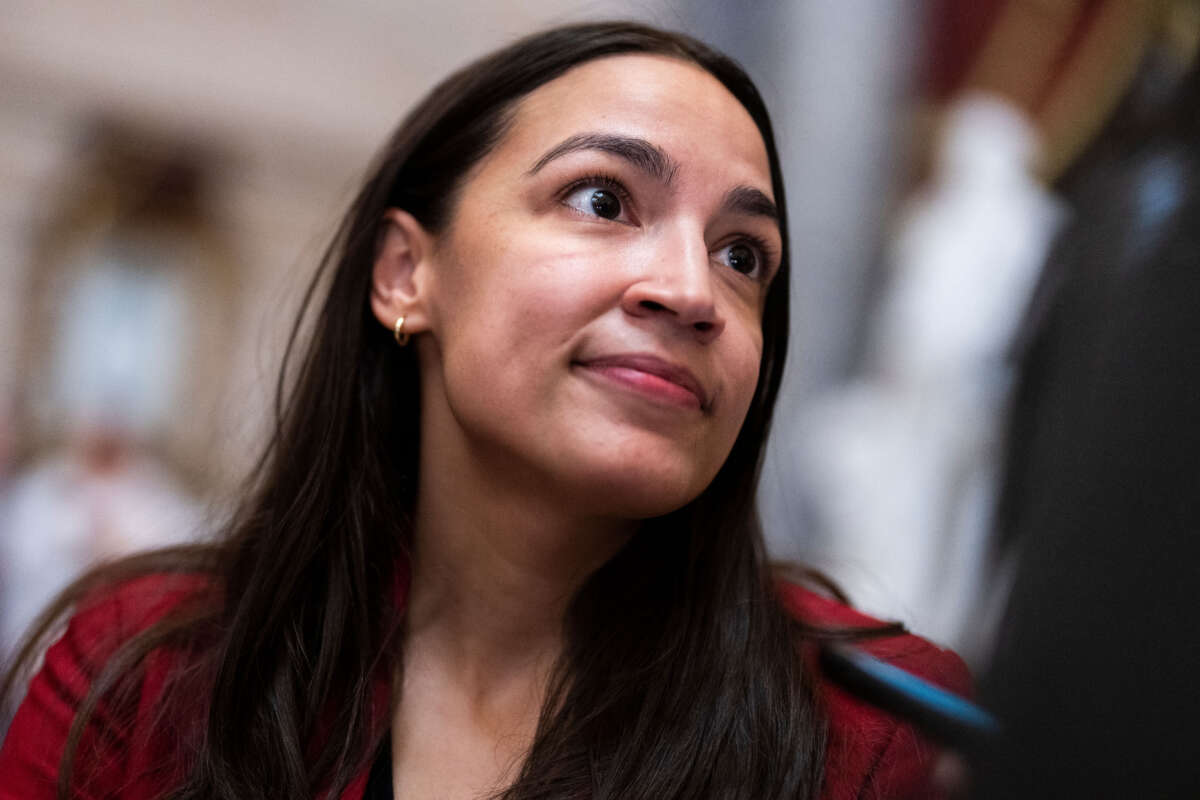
[[527, 133, 679, 184], [720, 185, 778, 222]]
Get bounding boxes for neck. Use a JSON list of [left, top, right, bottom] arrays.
[[404, 430, 635, 697]]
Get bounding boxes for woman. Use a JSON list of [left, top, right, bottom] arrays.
[[0, 21, 967, 800]]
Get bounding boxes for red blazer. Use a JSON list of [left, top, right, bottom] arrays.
[[0, 575, 969, 799]]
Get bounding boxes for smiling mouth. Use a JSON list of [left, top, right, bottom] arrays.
[[573, 354, 708, 411]]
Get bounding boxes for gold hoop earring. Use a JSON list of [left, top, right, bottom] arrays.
[[393, 315, 410, 346]]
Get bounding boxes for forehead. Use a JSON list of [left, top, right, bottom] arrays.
[[495, 54, 774, 194]]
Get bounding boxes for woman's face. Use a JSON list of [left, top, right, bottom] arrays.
[[389, 54, 782, 520]]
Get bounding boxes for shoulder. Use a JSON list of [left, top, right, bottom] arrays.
[[65, 572, 211, 655], [778, 582, 971, 692], [0, 572, 211, 800], [777, 582, 971, 800]]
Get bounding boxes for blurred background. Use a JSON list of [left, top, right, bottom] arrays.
[[1, 0, 1197, 690]]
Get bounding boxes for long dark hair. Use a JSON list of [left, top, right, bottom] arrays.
[[2, 21, 824, 799]]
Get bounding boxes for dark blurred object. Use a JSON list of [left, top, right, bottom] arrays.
[[975, 46, 1200, 798]]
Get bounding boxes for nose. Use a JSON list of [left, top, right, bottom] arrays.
[[621, 228, 725, 343]]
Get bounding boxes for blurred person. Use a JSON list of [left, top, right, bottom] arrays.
[[12, 119, 238, 494], [0, 141, 208, 679], [0, 22, 967, 800], [973, 38, 1200, 799]]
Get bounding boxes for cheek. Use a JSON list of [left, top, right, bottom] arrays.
[[426, 243, 617, 414], [434, 228, 621, 344], [723, 319, 764, 424]]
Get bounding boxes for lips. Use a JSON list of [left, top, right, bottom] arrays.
[[574, 353, 709, 411]]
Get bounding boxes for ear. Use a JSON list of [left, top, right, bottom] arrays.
[[370, 208, 436, 339]]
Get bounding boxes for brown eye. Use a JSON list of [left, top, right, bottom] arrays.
[[588, 189, 621, 219], [563, 181, 630, 223], [723, 242, 760, 275]]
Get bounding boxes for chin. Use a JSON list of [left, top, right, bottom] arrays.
[[568, 457, 716, 520], [545, 426, 732, 519]]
